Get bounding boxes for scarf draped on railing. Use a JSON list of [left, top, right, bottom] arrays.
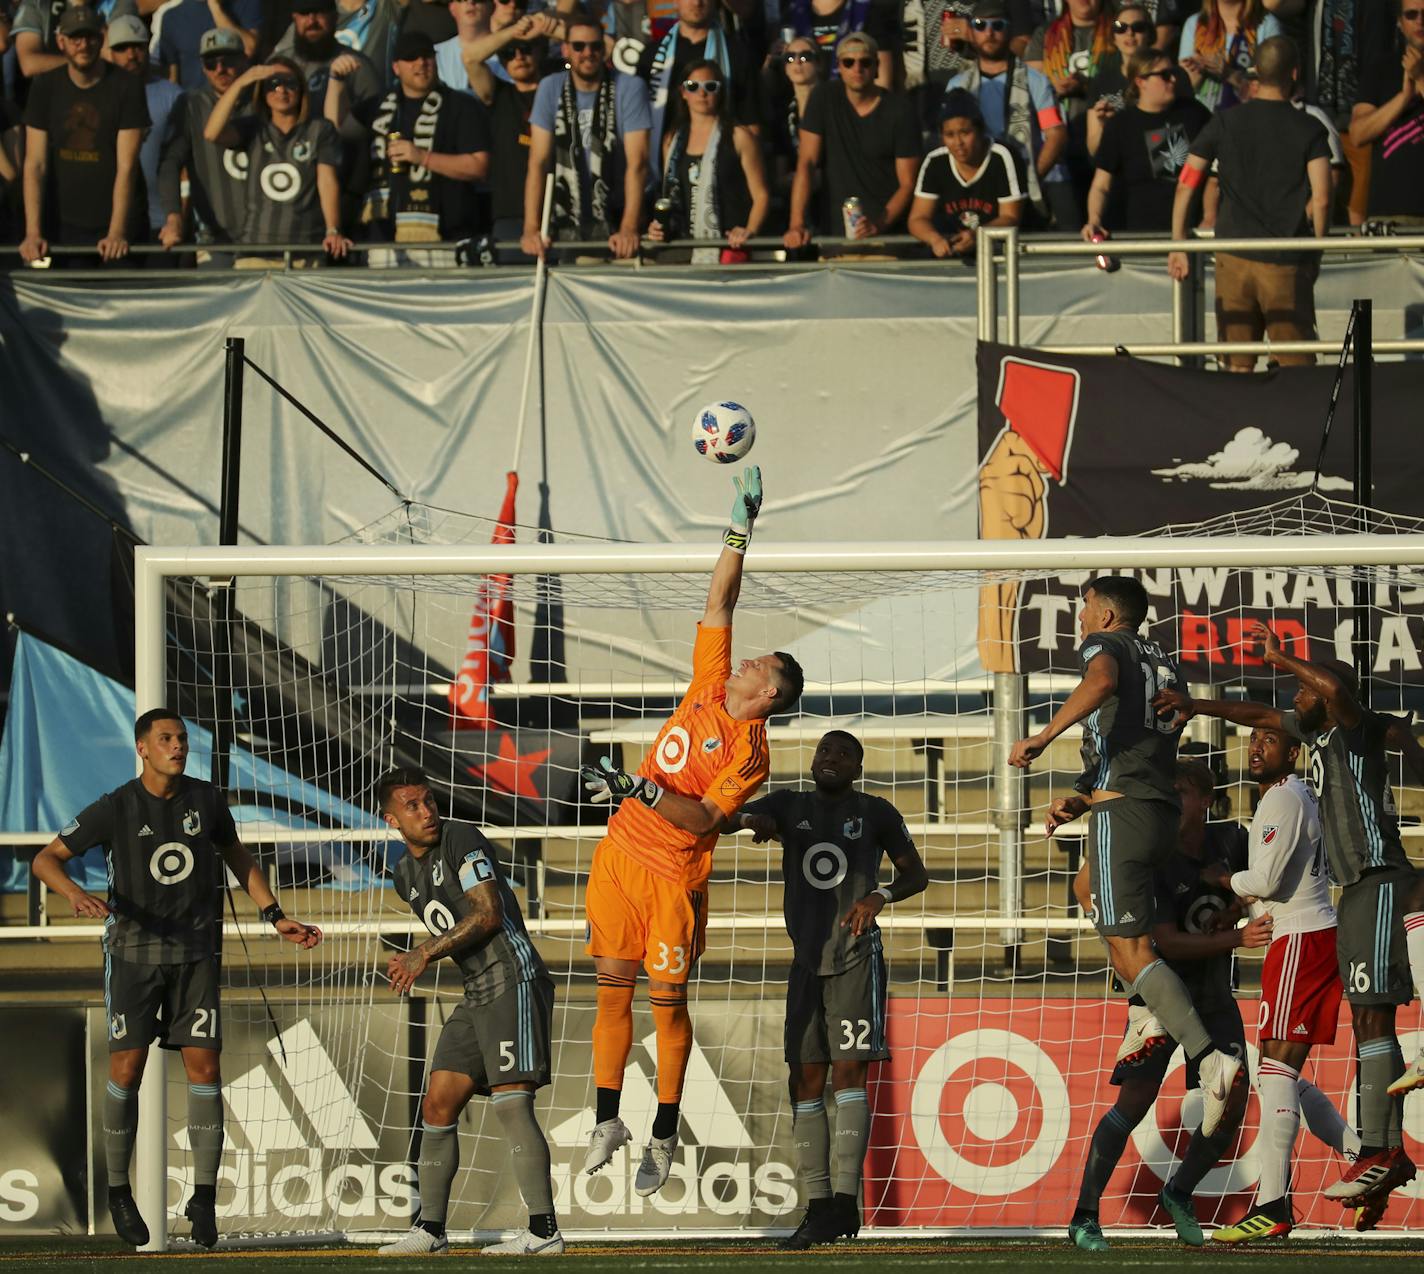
[[551, 72, 618, 239], [362, 88, 443, 242]]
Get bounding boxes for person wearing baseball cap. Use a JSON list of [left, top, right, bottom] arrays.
[[20, 5, 152, 266], [157, 29, 253, 255], [10, 0, 136, 79], [155, 0, 261, 93], [107, 14, 185, 241]]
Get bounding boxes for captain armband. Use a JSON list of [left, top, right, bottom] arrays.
[[1178, 164, 1205, 190]]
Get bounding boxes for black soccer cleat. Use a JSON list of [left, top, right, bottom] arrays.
[[185, 1193, 219, 1249], [108, 1188, 150, 1248], [834, 1192, 862, 1240], [780, 1199, 841, 1251]]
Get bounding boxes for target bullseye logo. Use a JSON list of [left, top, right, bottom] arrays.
[[149, 841, 195, 886], [223, 149, 249, 182], [909, 1029, 1070, 1194], [260, 162, 302, 202], [803, 842, 848, 890], [423, 900, 455, 935], [655, 726, 691, 775]]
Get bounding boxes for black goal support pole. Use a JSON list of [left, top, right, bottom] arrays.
[[212, 337, 245, 792], [1352, 300, 1373, 703]]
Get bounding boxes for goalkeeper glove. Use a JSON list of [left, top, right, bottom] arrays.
[[723, 465, 763, 555], [581, 756, 665, 809]]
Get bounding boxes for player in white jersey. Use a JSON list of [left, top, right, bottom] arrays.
[[1209, 726, 1365, 1243]]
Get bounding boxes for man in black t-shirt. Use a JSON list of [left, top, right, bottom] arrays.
[[1349, 3, 1424, 221], [338, 30, 492, 261], [20, 5, 149, 265], [1168, 36, 1330, 371], [30, 709, 321, 1251], [785, 30, 921, 249]]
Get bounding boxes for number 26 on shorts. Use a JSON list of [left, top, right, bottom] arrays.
[[651, 942, 687, 975]]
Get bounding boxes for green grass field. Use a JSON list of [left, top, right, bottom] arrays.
[[6, 1235, 1424, 1273]]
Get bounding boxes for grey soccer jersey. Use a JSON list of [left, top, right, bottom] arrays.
[[1074, 629, 1186, 804], [743, 788, 916, 975], [230, 116, 342, 246], [1280, 708, 1412, 887], [59, 778, 237, 965], [158, 85, 249, 241], [391, 821, 546, 1005]]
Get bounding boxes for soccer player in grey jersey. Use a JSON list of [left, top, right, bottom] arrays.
[[737, 730, 928, 1250], [375, 768, 563, 1257], [1010, 577, 1245, 1142], [1155, 618, 1424, 1210], [30, 708, 321, 1251]]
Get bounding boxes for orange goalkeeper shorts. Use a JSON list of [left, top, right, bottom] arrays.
[[584, 839, 707, 982]]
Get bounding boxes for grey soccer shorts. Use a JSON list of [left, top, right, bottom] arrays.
[[784, 954, 890, 1066], [431, 976, 554, 1094], [1336, 867, 1416, 1007], [1110, 1003, 1246, 1090], [104, 955, 222, 1053], [1086, 797, 1178, 938]]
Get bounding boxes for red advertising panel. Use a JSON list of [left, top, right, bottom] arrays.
[[866, 997, 1424, 1231]]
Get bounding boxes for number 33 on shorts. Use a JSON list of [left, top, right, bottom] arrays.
[[651, 942, 687, 975]]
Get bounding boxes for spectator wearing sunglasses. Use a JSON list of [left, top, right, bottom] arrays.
[[1084, 3, 1155, 153], [762, 35, 822, 221], [456, 6, 559, 95], [784, 31, 920, 251], [783, 0, 899, 85], [155, 0, 260, 92], [945, 0, 1072, 228], [648, 58, 768, 259], [275, 0, 405, 88], [275, 0, 384, 107], [908, 87, 1023, 256], [1349, 0, 1424, 223], [205, 56, 351, 262], [332, 30, 491, 261], [1084, 47, 1209, 235], [637, 0, 761, 167], [523, 13, 651, 258], [21, 6, 150, 266], [157, 27, 252, 253]]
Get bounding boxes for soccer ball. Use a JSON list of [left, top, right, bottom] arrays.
[[692, 401, 756, 464]]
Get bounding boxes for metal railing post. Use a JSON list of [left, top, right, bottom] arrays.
[[976, 226, 998, 342], [1004, 226, 1020, 344]]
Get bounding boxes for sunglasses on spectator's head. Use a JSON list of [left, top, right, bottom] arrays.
[[971, 17, 1007, 31], [499, 41, 535, 59], [839, 55, 874, 68], [783, 49, 815, 63], [683, 77, 722, 92], [202, 54, 240, 69], [1113, 18, 1153, 33], [1137, 67, 1175, 81], [567, 39, 600, 51], [266, 75, 300, 91]]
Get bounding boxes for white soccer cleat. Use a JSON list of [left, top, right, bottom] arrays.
[[1115, 1005, 1168, 1065], [634, 1134, 679, 1197], [378, 1225, 449, 1255], [481, 1227, 566, 1255], [1386, 1054, 1424, 1097], [1197, 1049, 1242, 1137], [584, 1117, 631, 1175]]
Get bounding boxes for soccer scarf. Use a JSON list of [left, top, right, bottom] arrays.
[[1314, 0, 1357, 123], [959, 57, 1046, 215], [649, 23, 731, 160], [1192, 3, 1263, 109], [363, 88, 443, 242], [552, 72, 618, 240], [1040, 10, 1114, 82], [664, 120, 724, 262]]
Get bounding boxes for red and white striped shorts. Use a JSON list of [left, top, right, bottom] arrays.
[[1258, 928, 1342, 1044]]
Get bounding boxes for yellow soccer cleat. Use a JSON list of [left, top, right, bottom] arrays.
[[1211, 1210, 1291, 1244]]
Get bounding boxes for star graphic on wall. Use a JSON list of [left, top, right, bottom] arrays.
[[469, 734, 551, 801]]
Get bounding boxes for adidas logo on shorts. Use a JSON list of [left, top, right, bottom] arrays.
[[1119, 911, 1137, 923], [797, 820, 812, 830], [138, 825, 154, 836], [1293, 1023, 1308, 1035]]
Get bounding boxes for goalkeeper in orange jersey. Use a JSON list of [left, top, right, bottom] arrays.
[[579, 466, 805, 1198]]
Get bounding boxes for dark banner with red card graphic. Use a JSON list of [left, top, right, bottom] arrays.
[[974, 342, 1424, 682]]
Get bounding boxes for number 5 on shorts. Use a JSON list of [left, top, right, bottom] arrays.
[[499, 1040, 516, 1071], [651, 942, 687, 975]]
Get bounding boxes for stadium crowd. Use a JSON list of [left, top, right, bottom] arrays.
[[0, 0, 1420, 267]]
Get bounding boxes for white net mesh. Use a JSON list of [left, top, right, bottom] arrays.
[[153, 493, 1424, 1238]]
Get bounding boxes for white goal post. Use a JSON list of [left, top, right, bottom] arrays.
[[129, 533, 1424, 1249]]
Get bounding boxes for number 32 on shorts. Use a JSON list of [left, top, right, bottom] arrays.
[[840, 1018, 871, 1050], [651, 942, 687, 975]]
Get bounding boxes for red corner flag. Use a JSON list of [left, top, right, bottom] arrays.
[[450, 471, 518, 729]]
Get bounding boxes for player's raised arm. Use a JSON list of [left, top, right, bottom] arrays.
[[387, 881, 503, 995], [1247, 620, 1363, 730], [220, 838, 322, 949], [702, 466, 762, 628], [31, 836, 110, 918], [1152, 686, 1285, 733], [582, 755, 729, 837], [1010, 652, 1118, 768]]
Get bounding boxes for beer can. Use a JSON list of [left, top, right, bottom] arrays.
[[388, 131, 405, 175], [842, 196, 866, 239], [780, 26, 795, 48], [653, 197, 673, 220]]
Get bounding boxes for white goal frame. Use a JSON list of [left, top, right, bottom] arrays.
[[131, 534, 1424, 1249]]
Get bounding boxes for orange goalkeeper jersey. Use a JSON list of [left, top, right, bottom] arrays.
[[603, 624, 770, 889]]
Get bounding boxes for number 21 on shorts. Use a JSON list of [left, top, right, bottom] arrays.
[[651, 942, 687, 975]]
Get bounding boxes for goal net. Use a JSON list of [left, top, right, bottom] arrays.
[[135, 493, 1424, 1243]]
